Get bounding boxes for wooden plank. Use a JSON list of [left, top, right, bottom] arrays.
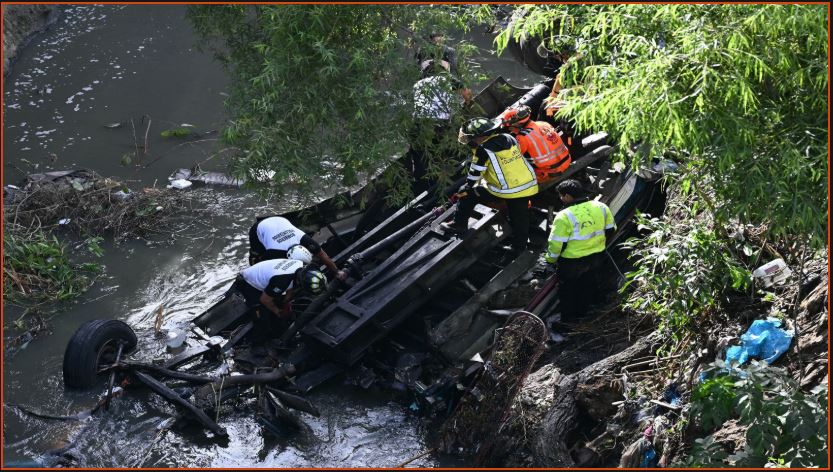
[[650, 399, 681, 411], [220, 321, 254, 353], [429, 250, 537, 348], [192, 293, 252, 336]]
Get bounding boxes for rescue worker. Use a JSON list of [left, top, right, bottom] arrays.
[[544, 179, 616, 324], [499, 104, 571, 184], [440, 117, 538, 257], [415, 31, 459, 76], [249, 216, 346, 280], [540, 42, 581, 148], [230, 258, 327, 338], [407, 58, 471, 194]]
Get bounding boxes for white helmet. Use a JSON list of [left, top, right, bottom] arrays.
[[286, 244, 313, 264]]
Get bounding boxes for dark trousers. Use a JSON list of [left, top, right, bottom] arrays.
[[248, 223, 288, 264], [555, 251, 607, 323], [231, 276, 289, 343], [405, 120, 451, 195], [232, 275, 262, 307], [453, 186, 530, 251], [248, 222, 265, 263]]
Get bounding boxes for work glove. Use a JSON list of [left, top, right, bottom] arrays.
[[533, 260, 557, 278], [450, 184, 471, 204]]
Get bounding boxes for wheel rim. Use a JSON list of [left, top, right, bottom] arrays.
[[95, 339, 120, 373]]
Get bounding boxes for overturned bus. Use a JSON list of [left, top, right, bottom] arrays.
[[60, 75, 670, 442]]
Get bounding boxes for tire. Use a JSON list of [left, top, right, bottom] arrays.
[[520, 34, 563, 77], [62, 319, 138, 389]]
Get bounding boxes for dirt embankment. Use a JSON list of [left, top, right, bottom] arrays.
[[486, 257, 828, 468], [3, 4, 60, 75]]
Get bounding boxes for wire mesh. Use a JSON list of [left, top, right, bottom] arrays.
[[437, 310, 548, 464]]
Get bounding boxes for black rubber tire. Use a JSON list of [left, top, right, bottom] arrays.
[[520, 34, 563, 77], [62, 319, 137, 389]]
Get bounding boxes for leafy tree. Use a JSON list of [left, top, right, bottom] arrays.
[[492, 8, 827, 466], [494, 4, 828, 245], [187, 5, 483, 205]]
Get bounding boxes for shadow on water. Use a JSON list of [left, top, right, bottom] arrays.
[[3, 4, 541, 467]]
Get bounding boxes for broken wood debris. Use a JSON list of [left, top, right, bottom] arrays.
[[132, 371, 227, 437]]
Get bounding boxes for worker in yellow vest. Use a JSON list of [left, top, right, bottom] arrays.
[[441, 117, 538, 256], [545, 179, 616, 323]]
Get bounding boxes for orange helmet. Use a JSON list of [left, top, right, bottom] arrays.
[[500, 105, 532, 128]]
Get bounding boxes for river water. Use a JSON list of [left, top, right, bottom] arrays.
[[2, 5, 539, 467]]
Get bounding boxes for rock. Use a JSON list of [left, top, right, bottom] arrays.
[[710, 419, 747, 452], [799, 275, 827, 315]]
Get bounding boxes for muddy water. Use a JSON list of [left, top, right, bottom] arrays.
[[3, 5, 540, 467]]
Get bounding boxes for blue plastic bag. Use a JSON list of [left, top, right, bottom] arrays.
[[724, 317, 793, 368], [640, 446, 658, 468]]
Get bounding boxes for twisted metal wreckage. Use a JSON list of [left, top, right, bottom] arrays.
[[54, 73, 671, 460]]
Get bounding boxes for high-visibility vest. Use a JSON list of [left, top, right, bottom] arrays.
[[546, 199, 616, 262], [473, 134, 539, 199], [515, 121, 571, 181]]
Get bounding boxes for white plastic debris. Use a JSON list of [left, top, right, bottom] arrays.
[[167, 179, 192, 190], [752, 258, 792, 287], [58, 218, 71, 225], [550, 332, 567, 343], [470, 352, 484, 363], [653, 159, 679, 174], [157, 417, 176, 430], [166, 329, 186, 350], [112, 189, 133, 201]]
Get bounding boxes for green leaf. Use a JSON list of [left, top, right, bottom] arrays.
[[161, 127, 195, 138]]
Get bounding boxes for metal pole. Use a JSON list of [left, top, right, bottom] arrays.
[[104, 342, 125, 411], [356, 208, 439, 261]]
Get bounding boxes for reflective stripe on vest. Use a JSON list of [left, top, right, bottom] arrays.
[[551, 200, 612, 259], [518, 122, 570, 169], [477, 135, 539, 198]]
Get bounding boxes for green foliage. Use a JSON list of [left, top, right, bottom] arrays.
[[86, 236, 105, 257], [692, 374, 737, 431], [682, 361, 828, 468], [187, 5, 482, 205], [160, 127, 196, 138], [3, 230, 102, 306], [621, 205, 752, 341], [685, 435, 729, 468], [493, 4, 828, 246]]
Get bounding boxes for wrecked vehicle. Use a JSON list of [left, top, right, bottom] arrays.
[[59, 75, 671, 443]]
